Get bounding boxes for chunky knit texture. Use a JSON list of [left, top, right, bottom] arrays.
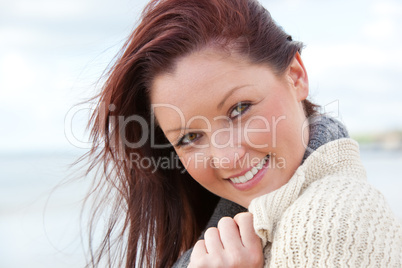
[[248, 138, 402, 267]]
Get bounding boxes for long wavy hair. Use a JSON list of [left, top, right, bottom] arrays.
[[85, 0, 318, 267]]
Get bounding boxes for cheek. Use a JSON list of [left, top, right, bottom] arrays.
[[178, 152, 215, 185], [242, 118, 272, 149], [244, 98, 299, 149], [242, 102, 285, 149]]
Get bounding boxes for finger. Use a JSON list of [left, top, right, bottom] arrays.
[[190, 239, 207, 262], [204, 227, 224, 254], [233, 212, 261, 249], [217, 217, 242, 250]]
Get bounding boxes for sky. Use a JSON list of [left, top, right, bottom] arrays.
[[1, 0, 402, 152]]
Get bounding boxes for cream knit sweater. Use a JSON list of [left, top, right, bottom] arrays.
[[248, 138, 402, 267]]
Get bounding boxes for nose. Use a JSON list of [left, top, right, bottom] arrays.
[[209, 130, 246, 170]]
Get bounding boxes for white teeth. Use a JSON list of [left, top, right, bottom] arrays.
[[251, 167, 258, 175], [229, 156, 269, 184], [238, 175, 246, 183], [257, 161, 263, 169], [245, 171, 253, 180]]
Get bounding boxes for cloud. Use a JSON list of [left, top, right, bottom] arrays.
[[2, 0, 87, 20], [371, 0, 402, 16], [304, 43, 402, 77], [363, 0, 402, 40], [364, 19, 396, 39]]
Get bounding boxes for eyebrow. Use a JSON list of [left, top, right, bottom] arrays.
[[217, 84, 253, 110], [165, 84, 253, 135], [165, 127, 185, 135]]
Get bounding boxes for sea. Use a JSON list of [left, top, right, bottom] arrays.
[[1, 148, 401, 268]]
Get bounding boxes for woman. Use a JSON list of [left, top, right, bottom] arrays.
[[85, 0, 402, 267]]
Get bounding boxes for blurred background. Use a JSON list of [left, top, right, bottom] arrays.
[[1, 0, 401, 267]]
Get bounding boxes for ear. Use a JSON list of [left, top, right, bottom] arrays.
[[287, 52, 309, 101]]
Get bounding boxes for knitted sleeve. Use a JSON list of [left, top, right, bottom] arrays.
[[251, 175, 402, 267]]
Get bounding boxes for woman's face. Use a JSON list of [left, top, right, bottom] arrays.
[[151, 49, 309, 207]]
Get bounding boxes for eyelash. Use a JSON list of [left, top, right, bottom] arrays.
[[175, 132, 201, 147], [229, 101, 251, 119], [175, 102, 252, 147]]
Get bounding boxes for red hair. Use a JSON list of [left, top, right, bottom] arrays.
[[85, 0, 318, 267]]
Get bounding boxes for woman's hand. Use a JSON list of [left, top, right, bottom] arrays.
[[188, 212, 263, 268]]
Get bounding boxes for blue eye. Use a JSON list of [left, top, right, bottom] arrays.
[[176, 132, 201, 147], [229, 102, 251, 118]]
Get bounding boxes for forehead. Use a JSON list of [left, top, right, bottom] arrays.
[[150, 49, 250, 120]]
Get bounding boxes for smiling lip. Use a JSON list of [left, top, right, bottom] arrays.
[[228, 155, 270, 191]]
